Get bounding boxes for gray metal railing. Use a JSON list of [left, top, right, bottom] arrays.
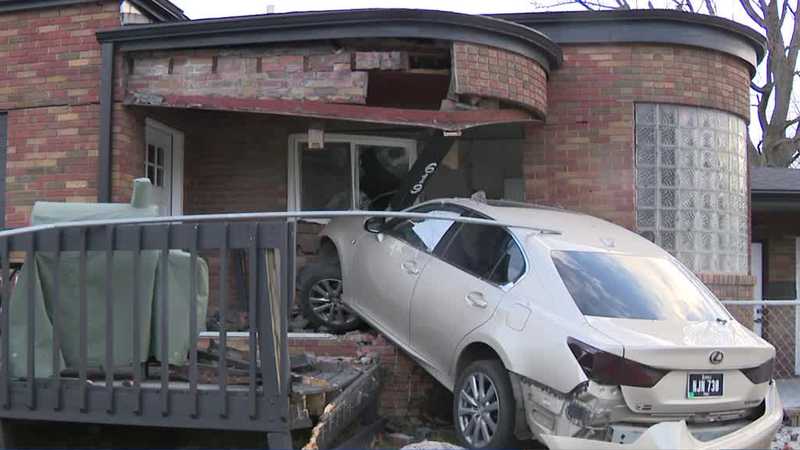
[[0, 217, 294, 433]]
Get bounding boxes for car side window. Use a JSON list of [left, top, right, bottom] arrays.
[[486, 237, 525, 285], [387, 209, 460, 252], [441, 223, 525, 285]]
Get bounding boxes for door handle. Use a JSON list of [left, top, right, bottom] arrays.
[[465, 291, 488, 308], [402, 261, 420, 275]]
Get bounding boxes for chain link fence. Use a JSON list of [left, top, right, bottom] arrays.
[[722, 300, 800, 378]]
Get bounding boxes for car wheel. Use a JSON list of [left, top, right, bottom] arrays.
[[453, 359, 516, 449], [298, 261, 362, 332]]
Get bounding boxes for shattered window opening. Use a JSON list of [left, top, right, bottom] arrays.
[[290, 134, 417, 212]]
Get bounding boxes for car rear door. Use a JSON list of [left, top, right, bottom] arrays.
[[348, 205, 460, 347], [410, 217, 526, 377]]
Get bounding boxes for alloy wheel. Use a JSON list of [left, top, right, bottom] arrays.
[[307, 278, 357, 327], [457, 372, 500, 447]]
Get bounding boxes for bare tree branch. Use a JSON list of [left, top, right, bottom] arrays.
[[704, 0, 716, 14], [531, 0, 798, 167], [739, 0, 767, 27]]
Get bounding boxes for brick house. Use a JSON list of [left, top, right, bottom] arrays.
[[751, 167, 800, 377], [0, 1, 768, 417]]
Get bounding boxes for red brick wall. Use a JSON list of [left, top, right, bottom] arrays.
[[0, 1, 120, 226], [698, 273, 756, 301], [523, 44, 751, 232], [289, 332, 439, 418], [124, 46, 369, 105], [111, 104, 146, 203], [452, 42, 547, 115]]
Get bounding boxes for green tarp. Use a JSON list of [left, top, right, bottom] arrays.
[[9, 179, 209, 378]]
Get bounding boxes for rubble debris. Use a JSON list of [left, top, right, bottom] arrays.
[[774, 426, 800, 450], [303, 363, 381, 450], [384, 432, 414, 448], [401, 440, 464, 449], [332, 418, 387, 449]]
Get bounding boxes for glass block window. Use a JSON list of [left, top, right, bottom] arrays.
[[635, 104, 748, 274]]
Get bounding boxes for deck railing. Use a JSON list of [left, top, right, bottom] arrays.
[[0, 215, 294, 433]]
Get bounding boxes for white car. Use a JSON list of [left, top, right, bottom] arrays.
[[298, 198, 782, 449]]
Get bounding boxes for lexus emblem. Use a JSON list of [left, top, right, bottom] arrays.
[[709, 351, 724, 365]]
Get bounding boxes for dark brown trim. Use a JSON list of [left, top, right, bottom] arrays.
[[96, 9, 562, 72], [124, 93, 542, 131], [494, 9, 766, 74], [97, 42, 115, 203]]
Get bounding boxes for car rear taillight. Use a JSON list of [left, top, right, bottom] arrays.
[[568, 338, 668, 388], [741, 358, 774, 384]]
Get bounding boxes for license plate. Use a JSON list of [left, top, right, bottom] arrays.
[[687, 373, 723, 398]]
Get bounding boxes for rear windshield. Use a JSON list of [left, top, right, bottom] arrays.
[[551, 251, 729, 321]]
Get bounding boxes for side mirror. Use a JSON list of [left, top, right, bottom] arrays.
[[364, 217, 385, 234]]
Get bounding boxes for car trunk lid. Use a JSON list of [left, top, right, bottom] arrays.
[[586, 316, 773, 415], [586, 317, 773, 370]]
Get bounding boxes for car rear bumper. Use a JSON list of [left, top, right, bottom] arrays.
[[539, 381, 783, 450]]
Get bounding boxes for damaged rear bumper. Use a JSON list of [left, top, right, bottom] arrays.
[[538, 381, 783, 450]]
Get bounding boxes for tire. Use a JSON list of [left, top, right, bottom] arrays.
[[298, 260, 362, 332], [453, 359, 517, 449]]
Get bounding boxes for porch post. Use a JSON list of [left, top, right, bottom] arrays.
[[97, 42, 115, 203]]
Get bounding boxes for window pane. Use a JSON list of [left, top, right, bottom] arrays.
[[147, 145, 155, 165], [552, 251, 728, 321], [390, 210, 459, 252], [300, 142, 352, 211], [442, 223, 515, 282], [357, 144, 410, 210], [487, 238, 525, 285], [634, 104, 747, 274], [146, 165, 155, 185]]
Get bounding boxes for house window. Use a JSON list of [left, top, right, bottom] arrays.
[[635, 104, 748, 274], [145, 144, 166, 187], [290, 134, 416, 211]]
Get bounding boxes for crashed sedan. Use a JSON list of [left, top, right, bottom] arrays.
[[298, 198, 782, 449]]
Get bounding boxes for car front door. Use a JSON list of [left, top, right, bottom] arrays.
[[349, 206, 460, 347], [410, 219, 526, 377]]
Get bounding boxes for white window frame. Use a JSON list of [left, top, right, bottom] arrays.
[[287, 133, 417, 214], [145, 118, 184, 216]]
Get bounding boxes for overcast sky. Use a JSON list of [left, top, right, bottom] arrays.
[[170, 0, 754, 26]]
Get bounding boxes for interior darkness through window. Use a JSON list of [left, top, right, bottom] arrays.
[[442, 223, 524, 285]]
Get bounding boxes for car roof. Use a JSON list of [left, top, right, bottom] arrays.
[[419, 198, 668, 257]]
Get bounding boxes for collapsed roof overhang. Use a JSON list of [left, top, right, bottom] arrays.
[[125, 94, 542, 132]]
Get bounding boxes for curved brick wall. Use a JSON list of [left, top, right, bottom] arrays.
[[452, 42, 548, 116], [524, 44, 751, 230], [523, 44, 753, 296]]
